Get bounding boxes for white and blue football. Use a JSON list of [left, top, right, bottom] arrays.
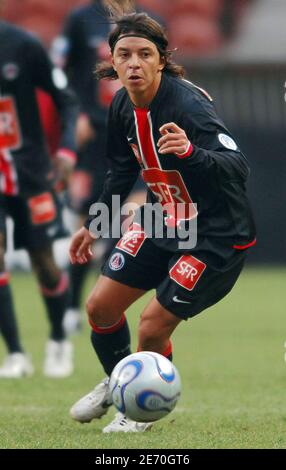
[[109, 351, 181, 422]]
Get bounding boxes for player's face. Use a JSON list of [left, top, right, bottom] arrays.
[[112, 36, 165, 107]]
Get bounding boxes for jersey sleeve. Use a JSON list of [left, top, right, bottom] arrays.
[[180, 98, 250, 182], [84, 100, 140, 230], [26, 36, 78, 154]]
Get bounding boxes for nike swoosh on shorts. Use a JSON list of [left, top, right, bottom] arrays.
[[172, 296, 191, 304]]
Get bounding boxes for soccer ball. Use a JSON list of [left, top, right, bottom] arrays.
[[109, 351, 181, 422]]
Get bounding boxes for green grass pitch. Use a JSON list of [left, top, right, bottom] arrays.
[[0, 267, 285, 449]]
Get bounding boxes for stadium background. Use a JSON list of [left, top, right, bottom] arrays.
[[0, 0, 285, 450]]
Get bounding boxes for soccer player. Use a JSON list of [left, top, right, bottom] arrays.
[[0, 19, 78, 378], [51, 0, 163, 334], [69, 11, 256, 432]]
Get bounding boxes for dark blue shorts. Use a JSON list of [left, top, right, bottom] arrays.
[[0, 192, 67, 251], [102, 227, 246, 320]]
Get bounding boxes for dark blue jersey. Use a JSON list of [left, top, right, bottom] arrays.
[[86, 73, 256, 251], [0, 21, 78, 196]]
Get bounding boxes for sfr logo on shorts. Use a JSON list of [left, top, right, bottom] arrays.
[[28, 192, 56, 225], [169, 255, 206, 291]]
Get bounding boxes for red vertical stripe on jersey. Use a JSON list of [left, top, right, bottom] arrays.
[[0, 150, 18, 195], [134, 108, 197, 222], [134, 108, 161, 169]]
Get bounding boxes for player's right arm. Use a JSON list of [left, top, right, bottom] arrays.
[[70, 95, 140, 264], [69, 226, 96, 265], [84, 97, 140, 235]]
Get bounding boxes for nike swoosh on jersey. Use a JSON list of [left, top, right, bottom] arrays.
[[172, 296, 191, 304]]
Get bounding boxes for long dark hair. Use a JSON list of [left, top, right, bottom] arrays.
[[96, 13, 185, 80]]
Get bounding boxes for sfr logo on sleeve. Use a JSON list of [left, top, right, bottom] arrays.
[[169, 255, 206, 291]]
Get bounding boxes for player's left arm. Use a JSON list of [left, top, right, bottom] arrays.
[[157, 103, 250, 181], [157, 122, 193, 158], [27, 37, 79, 185]]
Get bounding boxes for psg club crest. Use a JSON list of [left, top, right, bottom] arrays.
[[109, 252, 125, 271]]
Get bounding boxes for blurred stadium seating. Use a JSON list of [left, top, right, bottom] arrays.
[[168, 13, 223, 56], [2, 0, 250, 55], [2, 0, 87, 45]]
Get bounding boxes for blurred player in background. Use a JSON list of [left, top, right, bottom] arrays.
[[51, 0, 163, 334], [0, 17, 78, 378], [68, 7, 256, 432]]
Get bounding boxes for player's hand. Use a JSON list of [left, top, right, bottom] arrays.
[[69, 226, 96, 265], [157, 122, 192, 157]]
